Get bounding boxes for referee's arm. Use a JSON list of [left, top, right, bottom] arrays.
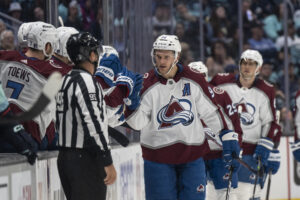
[[76, 74, 112, 166]]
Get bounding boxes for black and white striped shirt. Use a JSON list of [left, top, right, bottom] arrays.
[[56, 68, 112, 166]]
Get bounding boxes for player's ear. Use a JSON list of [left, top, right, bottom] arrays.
[[45, 42, 52, 55], [90, 51, 98, 62]]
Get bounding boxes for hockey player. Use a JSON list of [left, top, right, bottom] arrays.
[[0, 81, 37, 164], [125, 34, 240, 200], [210, 49, 281, 199], [56, 32, 116, 200], [292, 90, 300, 161], [0, 22, 69, 150], [53, 26, 79, 66], [188, 61, 242, 200]]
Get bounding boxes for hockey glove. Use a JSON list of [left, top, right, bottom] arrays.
[[16, 126, 38, 165], [253, 137, 274, 165], [116, 67, 135, 97], [95, 54, 123, 86], [265, 149, 280, 174], [124, 73, 143, 110], [2, 123, 38, 165], [219, 130, 240, 172], [291, 140, 300, 162]]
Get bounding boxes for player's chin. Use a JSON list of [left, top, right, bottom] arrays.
[[158, 66, 169, 72]]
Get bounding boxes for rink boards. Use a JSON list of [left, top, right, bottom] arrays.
[[0, 139, 299, 200]]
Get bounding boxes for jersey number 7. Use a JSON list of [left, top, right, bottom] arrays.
[[6, 80, 24, 99]]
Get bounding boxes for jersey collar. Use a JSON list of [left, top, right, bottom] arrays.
[[236, 74, 259, 89]]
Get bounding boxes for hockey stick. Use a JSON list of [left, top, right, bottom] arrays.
[[0, 72, 62, 124], [265, 171, 272, 200], [265, 110, 281, 200], [108, 126, 129, 147], [225, 166, 233, 200], [58, 16, 64, 27], [252, 156, 262, 200]]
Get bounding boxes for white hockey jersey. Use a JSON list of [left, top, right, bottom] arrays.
[[126, 65, 228, 164], [210, 73, 278, 155], [0, 51, 70, 143], [294, 90, 300, 141]]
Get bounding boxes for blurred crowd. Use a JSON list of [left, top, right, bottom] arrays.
[[0, 0, 103, 44], [0, 0, 299, 130], [152, 0, 300, 128]]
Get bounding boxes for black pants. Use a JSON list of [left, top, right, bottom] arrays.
[[57, 148, 107, 200]]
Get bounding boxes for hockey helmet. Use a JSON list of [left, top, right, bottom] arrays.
[[26, 22, 57, 58], [55, 26, 79, 61], [188, 61, 208, 80], [151, 35, 181, 60], [66, 32, 102, 64], [151, 35, 181, 75], [239, 49, 263, 75], [17, 22, 34, 47]]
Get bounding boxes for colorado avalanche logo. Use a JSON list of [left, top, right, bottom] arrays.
[[235, 98, 256, 125], [196, 184, 205, 193], [223, 173, 230, 180], [157, 96, 194, 129]]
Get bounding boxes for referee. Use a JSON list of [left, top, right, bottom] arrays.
[[55, 32, 116, 200]]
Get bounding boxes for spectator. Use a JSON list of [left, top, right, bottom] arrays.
[[58, 0, 70, 22], [8, 2, 22, 34], [240, 0, 256, 39], [275, 21, 295, 50], [259, 61, 278, 84], [34, 6, 45, 21], [263, 3, 283, 40], [65, 0, 83, 31], [8, 2, 22, 21], [90, 5, 103, 41], [80, 0, 95, 31], [152, 2, 176, 38], [294, 9, 300, 29], [175, 2, 197, 28], [0, 19, 6, 36], [291, 27, 300, 65], [248, 22, 277, 62], [209, 5, 233, 43], [179, 42, 194, 66], [206, 40, 235, 79], [0, 30, 15, 50], [174, 22, 199, 56], [224, 64, 239, 75], [277, 63, 300, 102]]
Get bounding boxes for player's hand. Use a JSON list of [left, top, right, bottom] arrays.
[[104, 164, 117, 185], [219, 130, 240, 172], [124, 73, 143, 110], [265, 149, 281, 174], [291, 140, 300, 162], [21, 149, 37, 165], [254, 137, 274, 165]]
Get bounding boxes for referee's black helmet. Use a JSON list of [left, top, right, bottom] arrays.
[[66, 32, 102, 64]]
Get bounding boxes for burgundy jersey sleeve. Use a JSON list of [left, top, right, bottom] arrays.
[[255, 79, 278, 142], [214, 87, 243, 144]]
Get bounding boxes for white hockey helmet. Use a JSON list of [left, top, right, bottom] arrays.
[[239, 49, 263, 75], [17, 22, 34, 47], [26, 22, 57, 58], [188, 61, 208, 80], [151, 34, 181, 65], [55, 26, 79, 61]]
